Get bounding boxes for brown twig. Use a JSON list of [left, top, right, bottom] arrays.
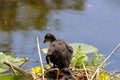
[[9, 62, 17, 74], [4, 61, 30, 76], [19, 58, 29, 68]]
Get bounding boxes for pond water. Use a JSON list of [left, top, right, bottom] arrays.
[[0, 0, 120, 71]]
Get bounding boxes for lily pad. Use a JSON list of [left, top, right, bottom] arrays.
[[0, 68, 8, 73], [41, 43, 98, 54], [0, 74, 27, 80], [70, 43, 98, 54], [0, 52, 26, 73]]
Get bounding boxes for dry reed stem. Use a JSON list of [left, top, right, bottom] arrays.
[[36, 36, 44, 80], [90, 44, 120, 80], [83, 64, 90, 80]]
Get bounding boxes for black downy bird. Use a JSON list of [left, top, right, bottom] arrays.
[[43, 33, 73, 69], [43, 33, 79, 80]]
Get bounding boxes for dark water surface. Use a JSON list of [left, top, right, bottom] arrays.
[[0, 0, 120, 71]]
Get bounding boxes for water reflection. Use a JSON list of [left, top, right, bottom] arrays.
[[0, 31, 11, 52], [0, 0, 85, 31], [0, 0, 85, 69], [0, 0, 17, 31]]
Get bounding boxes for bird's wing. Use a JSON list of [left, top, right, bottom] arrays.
[[58, 40, 73, 53]]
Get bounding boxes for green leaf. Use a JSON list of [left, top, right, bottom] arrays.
[[41, 43, 98, 54], [91, 52, 105, 66], [41, 48, 48, 54], [70, 43, 98, 54], [71, 54, 88, 67], [0, 52, 26, 73]]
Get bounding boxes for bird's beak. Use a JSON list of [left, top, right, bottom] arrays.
[[43, 39, 46, 43], [43, 39, 50, 43]]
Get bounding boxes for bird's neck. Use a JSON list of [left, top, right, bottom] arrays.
[[50, 39, 56, 43], [50, 37, 56, 42]]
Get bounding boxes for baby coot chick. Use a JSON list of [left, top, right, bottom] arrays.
[[43, 33, 73, 69]]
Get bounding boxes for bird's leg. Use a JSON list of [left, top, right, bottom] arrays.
[[46, 55, 55, 68], [46, 55, 50, 64], [56, 68, 60, 80]]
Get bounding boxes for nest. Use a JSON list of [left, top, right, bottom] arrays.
[[37, 66, 120, 80]]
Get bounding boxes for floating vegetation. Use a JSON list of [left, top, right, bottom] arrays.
[[0, 52, 27, 73], [0, 43, 120, 80]]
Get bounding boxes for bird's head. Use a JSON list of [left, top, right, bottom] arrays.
[[43, 33, 56, 43]]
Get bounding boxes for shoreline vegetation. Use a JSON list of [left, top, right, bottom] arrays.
[[0, 37, 120, 80]]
